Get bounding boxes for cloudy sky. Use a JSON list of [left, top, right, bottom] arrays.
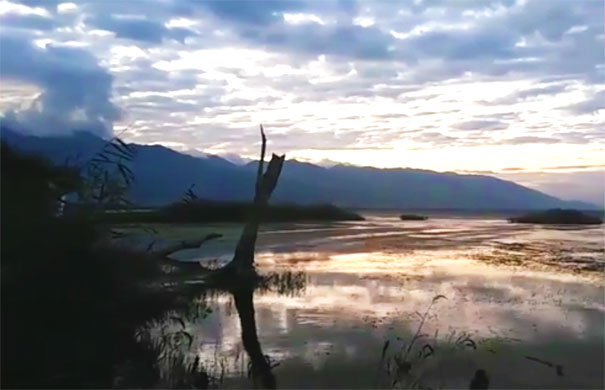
[[0, 0, 603, 204]]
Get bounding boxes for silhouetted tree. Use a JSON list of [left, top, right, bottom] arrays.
[[216, 125, 285, 279]]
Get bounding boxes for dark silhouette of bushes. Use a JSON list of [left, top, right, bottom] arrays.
[[0, 143, 194, 388]]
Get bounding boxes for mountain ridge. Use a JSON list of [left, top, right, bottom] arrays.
[[0, 127, 597, 210]]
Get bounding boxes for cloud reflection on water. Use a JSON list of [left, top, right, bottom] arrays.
[[169, 216, 604, 388]]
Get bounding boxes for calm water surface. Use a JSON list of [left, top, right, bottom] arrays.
[[162, 213, 604, 389]]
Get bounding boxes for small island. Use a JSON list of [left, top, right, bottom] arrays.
[[508, 209, 603, 225], [400, 214, 428, 221]]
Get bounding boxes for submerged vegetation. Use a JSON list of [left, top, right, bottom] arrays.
[[509, 208, 603, 225]]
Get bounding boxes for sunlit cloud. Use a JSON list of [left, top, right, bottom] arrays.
[[283, 12, 326, 26], [0, 0, 50, 17]]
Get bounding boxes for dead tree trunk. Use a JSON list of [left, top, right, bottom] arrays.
[[220, 125, 284, 278]]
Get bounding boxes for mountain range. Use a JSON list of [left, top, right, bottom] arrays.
[[1, 128, 596, 210]]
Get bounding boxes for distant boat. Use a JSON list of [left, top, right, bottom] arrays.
[[508, 209, 603, 225], [400, 214, 428, 221]]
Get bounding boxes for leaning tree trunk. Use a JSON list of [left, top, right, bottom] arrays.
[[221, 125, 285, 278]]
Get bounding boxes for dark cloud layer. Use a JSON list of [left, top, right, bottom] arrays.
[[0, 32, 119, 137], [0, 13, 55, 31], [85, 14, 197, 44]]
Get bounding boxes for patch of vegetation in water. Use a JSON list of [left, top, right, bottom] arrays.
[[400, 214, 428, 221], [83, 200, 364, 224], [508, 209, 603, 225]]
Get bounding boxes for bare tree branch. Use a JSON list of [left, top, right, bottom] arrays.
[[255, 124, 267, 202], [153, 233, 222, 259]]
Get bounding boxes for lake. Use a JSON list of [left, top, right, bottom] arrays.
[[146, 212, 604, 389]]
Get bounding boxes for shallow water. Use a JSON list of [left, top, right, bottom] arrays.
[[161, 213, 604, 388]]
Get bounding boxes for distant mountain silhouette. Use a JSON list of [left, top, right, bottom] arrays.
[[1, 128, 596, 210]]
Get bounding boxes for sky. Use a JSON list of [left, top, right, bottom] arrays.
[[0, 0, 603, 205]]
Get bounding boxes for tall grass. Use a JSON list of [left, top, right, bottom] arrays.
[[379, 295, 481, 389]]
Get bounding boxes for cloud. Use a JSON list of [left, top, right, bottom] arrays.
[[13, 0, 61, 9], [489, 83, 570, 105], [85, 14, 196, 43], [454, 120, 508, 131], [258, 24, 397, 60], [546, 164, 605, 170], [555, 131, 600, 145], [407, 28, 516, 61], [563, 90, 605, 114], [413, 132, 458, 145], [223, 0, 604, 82], [202, 0, 307, 25], [501, 136, 560, 145], [0, 12, 55, 30], [0, 32, 120, 137]]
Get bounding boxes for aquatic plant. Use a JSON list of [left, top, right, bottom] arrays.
[[132, 304, 222, 389], [379, 295, 482, 389]]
